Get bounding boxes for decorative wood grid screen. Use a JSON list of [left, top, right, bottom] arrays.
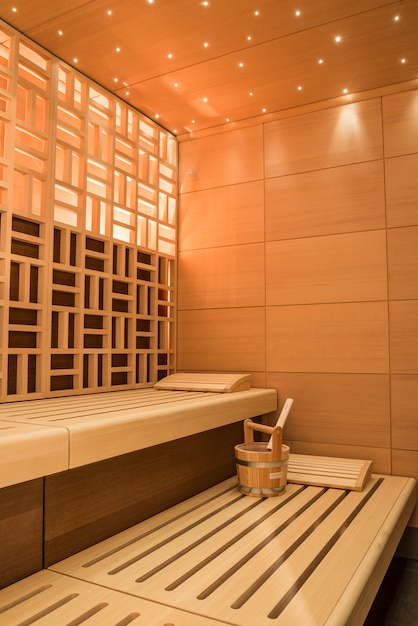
[[0, 23, 177, 401]]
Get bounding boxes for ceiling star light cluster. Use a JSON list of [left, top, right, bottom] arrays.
[[2, 1, 417, 137]]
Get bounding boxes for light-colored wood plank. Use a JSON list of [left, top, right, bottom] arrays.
[[265, 161, 385, 240], [385, 154, 418, 227], [383, 89, 418, 157], [391, 374, 418, 451], [178, 243, 265, 309], [266, 302, 389, 374], [0, 569, 226, 625], [266, 230, 387, 305], [388, 226, 418, 299], [0, 421, 68, 488], [178, 307, 266, 372], [0, 387, 277, 468], [179, 125, 263, 192], [264, 99, 383, 178], [390, 300, 418, 374], [178, 180, 264, 250], [48, 474, 416, 626]]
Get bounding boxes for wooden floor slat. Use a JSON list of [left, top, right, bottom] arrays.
[[46, 474, 415, 626]]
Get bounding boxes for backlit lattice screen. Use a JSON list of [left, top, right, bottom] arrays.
[[0, 23, 176, 401]]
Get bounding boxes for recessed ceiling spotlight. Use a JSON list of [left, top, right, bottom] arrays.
[[155, 113, 159, 119], [295, 10, 301, 16], [174, 82, 179, 87], [335, 35, 342, 43], [12, 7, 17, 12], [254, 10, 260, 16], [297, 85, 302, 91], [401, 58, 407, 63], [226, 117, 230, 122], [203, 97, 208, 102], [113, 78, 119, 83], [203, 42, 209, 48], [167, 53, 173, 59], [343, 88, 349, 94], [116, 47, 121, 52], [239, 62, 244, 68], [125, 90, 130, 96], [394, 15, 400, 21], [192, 120, 196, 124], [58, 30, 63, 36], [249, 92, 253, 96], [318, 58, 324, 64], [262, 108, 267, 113], [247, 35, 252, 41], [107, 10, 112, 16], [148, 0, 154, 4], [202, 1, 209, 6]]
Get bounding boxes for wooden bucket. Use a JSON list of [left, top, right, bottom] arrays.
[[235, 419, 289, 496]]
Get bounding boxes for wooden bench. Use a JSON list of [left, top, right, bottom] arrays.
[[0, 373, 278, 588], [0, 374, 277, 486], [0, 474, 415, 626]]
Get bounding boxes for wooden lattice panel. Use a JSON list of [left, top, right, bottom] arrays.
[[0, 21, 177, 401]]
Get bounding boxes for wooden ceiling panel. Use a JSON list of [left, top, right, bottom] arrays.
[[1, 0, 417, 137]]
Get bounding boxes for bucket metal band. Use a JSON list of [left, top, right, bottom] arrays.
[[238, 484, 286, 495], [236, 458, 288, 469]]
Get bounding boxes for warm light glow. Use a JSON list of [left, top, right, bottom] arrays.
[[58, 30, 63, 36], [297, 85, 302, 91], [203, 42, 209, 47], [254, 10, 260, 16], [155, 113, 159, 118], [401, 58, 406, 63], [239, 62, 244, 68], [168, 53, 173, 59], [318, 58, 324, 64], [107, 10, 112, 16], [116, 47, 121, 52], [343, 88, 349, 94], [394, 15, 400, 21], [73, 58, 78, 63], [335, 35, 342, 43], [247, 35, 252, 41], [203, 97, 208, 102], [113, 77, 118, 83], [262, 108, 267, 113], [12, 7, 17, 12], [295, 10, 301, 17]]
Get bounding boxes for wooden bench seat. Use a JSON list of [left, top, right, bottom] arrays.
[[0, 383, 277, 485], [0, 473, 415, 626]]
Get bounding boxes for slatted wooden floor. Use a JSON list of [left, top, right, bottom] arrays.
[[0, 475, 415, 626]]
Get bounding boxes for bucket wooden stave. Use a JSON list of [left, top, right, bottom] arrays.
[[235, 419, 289, 496]]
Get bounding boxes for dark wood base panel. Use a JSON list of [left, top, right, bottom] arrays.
[[0, 479, 44, 589], [44, 422, 242, 566]]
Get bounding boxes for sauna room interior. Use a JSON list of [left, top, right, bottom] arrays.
[[0, 1, 417, 625]]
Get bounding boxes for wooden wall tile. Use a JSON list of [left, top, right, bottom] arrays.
[[390, 300, 418, 374], [177, 308, 265, 372], [266, 302, 389, 373], [392, 449, 418, 526], [391, 375, 418, 451], [264, 99, 383, 178], [266, 230, 387, 305], [383, 90, 418, 157], [265, 161, 385, 240], [265, 372, 390, 448], [179, 126, 263, 193], [388, 226, 418, 299], [178, 244, 265, 310], [283, 441, 391, 476], [178, 180, 264, 251], [385, 154, 418, 227]]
